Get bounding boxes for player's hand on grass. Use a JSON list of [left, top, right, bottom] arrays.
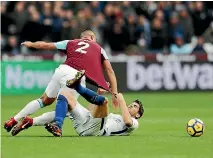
[[21, 41, 33, 48]]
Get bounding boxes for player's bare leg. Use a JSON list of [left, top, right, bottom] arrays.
[[91, 98, 109, 118], [4, 92, 55, 132]]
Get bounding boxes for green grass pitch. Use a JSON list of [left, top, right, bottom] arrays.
[[1, 92, 213, 158]]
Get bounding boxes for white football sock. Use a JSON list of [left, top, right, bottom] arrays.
[[14, 99, 43, 121], [33, 111, 55, 126]]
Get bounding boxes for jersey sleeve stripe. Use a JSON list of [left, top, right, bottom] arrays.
[[101, 48, 109, 60]]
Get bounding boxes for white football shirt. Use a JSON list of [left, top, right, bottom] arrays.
[[104, 113, 139, 136]]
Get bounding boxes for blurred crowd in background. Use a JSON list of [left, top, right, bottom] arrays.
[[1, 1, 213, 55]]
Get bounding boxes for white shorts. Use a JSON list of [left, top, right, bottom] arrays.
[[67, 103, 106, 136], [45, 64, 86, 99]]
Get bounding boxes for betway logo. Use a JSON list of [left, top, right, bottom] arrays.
[[127, 61, 213, 90], [5, 65, 54, 89]]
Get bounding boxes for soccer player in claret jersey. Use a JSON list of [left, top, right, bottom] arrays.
[[11, 71, 144, 137], [4, 30, 119, 133]]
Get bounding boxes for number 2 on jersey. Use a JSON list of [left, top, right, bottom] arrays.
[[75, 41, 90, 54]]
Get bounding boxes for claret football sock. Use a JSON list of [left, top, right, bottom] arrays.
[[75, 84, 105, 106], [14, 99, 43, 121], [55, 94, 68, 129]]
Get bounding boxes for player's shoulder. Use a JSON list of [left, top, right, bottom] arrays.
[[108, 113, 121, 118], [90, 41, 101, 48], [132, 117, 139, 124], [67, 39, 88, 45], [69, 39, 81, 43], [131, 117, 139, 129]]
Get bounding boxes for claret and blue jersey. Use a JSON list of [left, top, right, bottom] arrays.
[[54, 39, 110, 91]]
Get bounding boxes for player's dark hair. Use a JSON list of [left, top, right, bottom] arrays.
[[134, 99, 144, 119]]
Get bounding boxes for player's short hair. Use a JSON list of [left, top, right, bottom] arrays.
[[134, 99, 144, 119], [80, 30, 96, 39]]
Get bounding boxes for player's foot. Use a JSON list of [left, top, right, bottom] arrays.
[[66, 70, 85, 88], [4, 117, 18, 132], [45, 123, 62, 137], [11, 116, 33, 136]]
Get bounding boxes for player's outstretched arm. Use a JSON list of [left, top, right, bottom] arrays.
[[103, 60, 119, 107], [21, 41, 57, 50], [117, 93, 133, 127]]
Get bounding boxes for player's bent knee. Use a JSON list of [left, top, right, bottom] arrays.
[[103, 97, 108, 106], [59, 90, 69, 97], [92, 106, 108, 118], [59, 90, 74, 100], [92, 98, 109, 118]]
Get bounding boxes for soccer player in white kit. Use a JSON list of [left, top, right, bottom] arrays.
[[11, 75, 144, 136]]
